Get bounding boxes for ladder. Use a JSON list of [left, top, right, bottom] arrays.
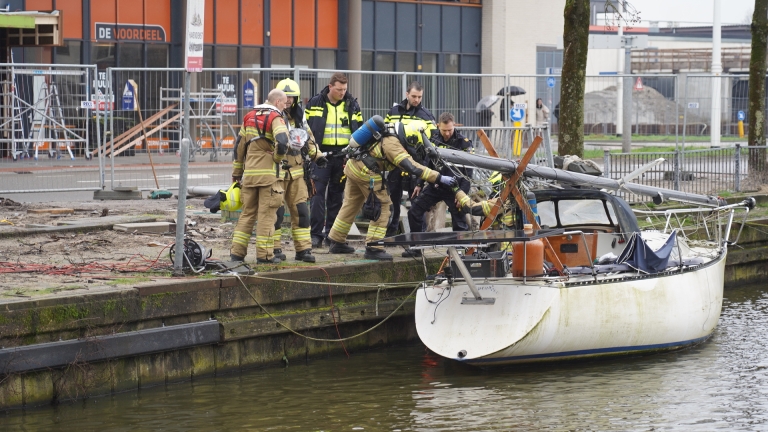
[[0, 50, 30, 160], [30, 79, 75, 160]]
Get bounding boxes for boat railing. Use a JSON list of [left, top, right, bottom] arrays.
[[633, 197, 755, 246]]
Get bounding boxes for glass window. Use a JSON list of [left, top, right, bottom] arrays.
[[397, 53, 415, 72], [215, 46, 238, 68], [445, 54, 459, 74], [272, 48, 291, 68], [118, 43, 143, 67], [558, 200, 613, 226], [203, 45, 213, 69], [295, 49, 313, 68], [55, 41, 81, 64], [375, 53, 395, 71], [147, 45, 168, 68], [362, 51, 373, 71], [318, 50, 336, 69], [422, 53, 437, 73], [92, 44, 116, 69], [538, 201, 557, 227], [24, 47, 52, 63], [242, 47, 262, 68]]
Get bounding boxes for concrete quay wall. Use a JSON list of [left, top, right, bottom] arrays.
[[0, 259, 439, 409]]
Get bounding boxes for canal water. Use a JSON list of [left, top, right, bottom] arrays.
[[3, 283, 767, 431]]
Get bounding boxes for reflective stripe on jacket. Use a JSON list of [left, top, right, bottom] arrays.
[[305, 86, 362, 153], [344, 136, 440, 187]]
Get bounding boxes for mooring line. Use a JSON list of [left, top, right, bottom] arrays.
[[231, 274, 421, 342]]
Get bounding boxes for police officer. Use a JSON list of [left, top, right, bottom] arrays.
[[403, 112, 473, 258], [229, 89, 289, 264], [271, 79, 328, 263], [383, 81, 436, 237], [326, 121, 459, 261], [305, 72, 363, 249]]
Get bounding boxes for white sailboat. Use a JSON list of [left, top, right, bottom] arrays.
[[373, 150, 754, 366]]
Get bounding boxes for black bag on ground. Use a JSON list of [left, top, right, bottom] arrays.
[[362, 192, 382, 221], [204, 192, 223, 213]]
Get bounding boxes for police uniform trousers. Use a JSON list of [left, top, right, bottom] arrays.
[[385, 167, 409, 236], [327, 175, 391, 251], [230, 181, 284, 260], [310, 155, 346, 243], [273, 176, 312, 253], [408, 183, 468, 234]]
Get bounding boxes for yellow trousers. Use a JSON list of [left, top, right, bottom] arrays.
[[230, 182, 284, 260], [273, 177, 311, 253], [328, 176, 391, 251]]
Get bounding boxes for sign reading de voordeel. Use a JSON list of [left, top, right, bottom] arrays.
[[95, 23, 167, 42]]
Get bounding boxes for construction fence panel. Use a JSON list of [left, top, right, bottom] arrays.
[[101, 67, 294, 192], [681, 74, 765, 141], [0, 63, 97, 194], [582, 74, 680, 139]]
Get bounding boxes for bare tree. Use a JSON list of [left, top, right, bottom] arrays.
[[748, 0, 768, 181], [558, 0, 591, 157], [559, 1, 639, 158]]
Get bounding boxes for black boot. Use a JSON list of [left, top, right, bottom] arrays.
[[364, 247, 393, 261], [401, 248, 422, 258], [273, 248, 287, 260], [230, 254, 245, 262], [329, 240, 355, 254], [256, 256, 281, 264], [295, 249, 316, 263]]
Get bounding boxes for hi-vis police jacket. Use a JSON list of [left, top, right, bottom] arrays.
[[281, 109, 321, 181], [305, 87, 363, 153], [344, 136, 442, 188], [233, 104, 289, 187]]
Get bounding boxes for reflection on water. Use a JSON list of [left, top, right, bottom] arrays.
[[3, 284, 767, 431]]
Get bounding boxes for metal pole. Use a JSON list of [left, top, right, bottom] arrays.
[[734, 143, 741, 192], [622, 48, 632, 152], [603, 149, 610, 178], [543, 123, 554, 168], [109, 69, 115, 189], [675, 75, 679, 150], [174, 71, 192, 275], [711, 0, 722, 147], [617, 12, 624, 137]]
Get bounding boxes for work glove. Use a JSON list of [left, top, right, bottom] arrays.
[[315, 156, 328, 168], [438, 175, 457, 188]]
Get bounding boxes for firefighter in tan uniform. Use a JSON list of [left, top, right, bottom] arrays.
[[271, 79, 328, 263], [327, 121, 460, 261], [230, 89, 290, 264]]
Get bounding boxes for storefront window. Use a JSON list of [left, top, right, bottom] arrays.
[[295, 49, 313, 68], [23, 47, 52, 63], [397, 53, 415, 72], [118, 44, 143, 68], [147, 45, 168, 68], [361, 51, 373, 71], [445, 54, 459, 74], [92, 44, 116, 70], [375, 53, 394, 72], [422, 53, 437, 73], [203, 46, 213, 69], [272, 48, 291, 68], [55, 41, 81, 64], [318, 50, 336, 69], [215, 46, 238, 68], [242, 47, 262, 68]]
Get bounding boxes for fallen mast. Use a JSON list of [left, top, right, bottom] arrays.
[[436, 148, 726, 207]]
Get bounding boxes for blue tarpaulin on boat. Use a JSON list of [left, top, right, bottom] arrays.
[[617, 231, 677, 274]]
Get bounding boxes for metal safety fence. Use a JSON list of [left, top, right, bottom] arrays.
[[604, 145, 768, 203], [2, 66, 767, 196], [0, 63, 97, 194]]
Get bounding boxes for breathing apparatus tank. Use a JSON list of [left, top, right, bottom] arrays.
[[343, 115, 385, 155]]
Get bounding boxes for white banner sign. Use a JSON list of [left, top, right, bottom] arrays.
[[185, 0, 205, 72]]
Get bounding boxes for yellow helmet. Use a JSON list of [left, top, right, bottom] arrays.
[[219, 182, 242, 212], [275, 78, 300, 97], [395, 120, 429, 147]]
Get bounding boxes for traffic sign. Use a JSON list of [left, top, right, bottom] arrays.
[[510, 108, 525, 122], [547, 77, 556, 88], [633, 77, 643, 91], [737, 110, 746, 121]]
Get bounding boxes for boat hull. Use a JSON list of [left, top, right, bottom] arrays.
[[415, 251, 726, 366]]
